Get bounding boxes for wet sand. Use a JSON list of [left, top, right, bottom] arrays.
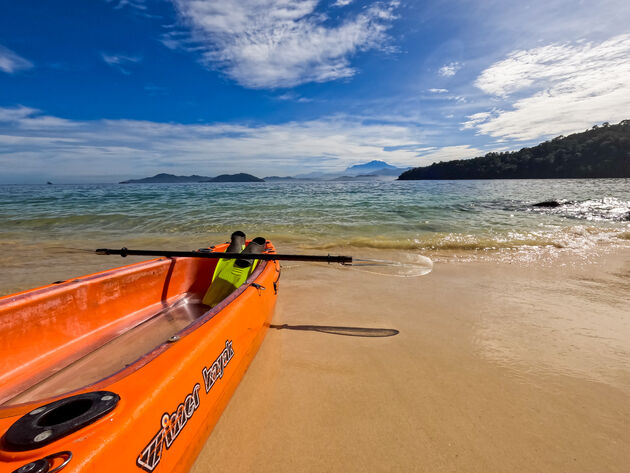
[[191, 249, 630, 473]]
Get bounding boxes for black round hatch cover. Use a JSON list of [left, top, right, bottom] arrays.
[[3, 391, 119, 451]]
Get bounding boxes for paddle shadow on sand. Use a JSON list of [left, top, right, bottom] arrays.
[[269, 324, 399, 337]]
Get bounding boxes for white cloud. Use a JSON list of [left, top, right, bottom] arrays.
[[461, 0, 630, 45], [462, 111, 491, 130], [275, 92, 313, 103], [438, 62, 461, 77], [0, 45, 33, 74], [333, 0, 354, 6], [464, 34, 630, 140], [112, 0, 146, 9], [0, 106, 445, 181], [415, 145, 482, 164], [0, 106, 38, 121], [428, 88, 448, 93], [101, 53, 142, 74], [169, 0, 399, 88]]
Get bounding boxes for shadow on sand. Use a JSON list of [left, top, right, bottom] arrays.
[[269, 324, 399, 337]]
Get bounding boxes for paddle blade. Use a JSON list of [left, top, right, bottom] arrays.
[[351, 253, 433, 277]]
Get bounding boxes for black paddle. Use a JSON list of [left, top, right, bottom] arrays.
[[93, 248, 433, 276], [95, 247, 353, 265]]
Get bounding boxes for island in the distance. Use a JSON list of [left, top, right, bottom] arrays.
[[399, 119, 630, 180], [121, 160, 410, 184], [206, 173, 264, 183], [120, 173, 263, 184]]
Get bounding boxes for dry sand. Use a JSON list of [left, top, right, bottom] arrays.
[[191, 249, 630, 473]]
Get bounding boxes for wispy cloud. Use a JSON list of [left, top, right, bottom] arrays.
[[461, 0, 630, 45], [0, 105, 37, 121], [0, 106, 472, 181], [275, 92, 313, 103], [415, 145, 482, 163], [332, 0, 354, 6], [438, 62, 461, 77], [106, 0, 163, 19], [428, 88, 448, 93], [106, 0, 147, 12], [168, 0, 399, 89], [0, 45, 33, 74], [464, 34, 630, 140], [101, 53, 142, 74], [107, 0, 147, 11]]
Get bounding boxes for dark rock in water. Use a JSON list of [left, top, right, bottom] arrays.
[[532, 200, 562, 208], [46, 181, 53, 185], [621, 211, 630, 221]]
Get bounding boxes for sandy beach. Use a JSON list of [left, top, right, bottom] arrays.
[[189, 248, 630, 473]]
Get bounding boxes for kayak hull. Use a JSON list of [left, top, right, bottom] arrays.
[[0, 242, 280, 473]]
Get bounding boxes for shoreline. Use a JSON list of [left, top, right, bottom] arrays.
[[1, 233, 629, 297]]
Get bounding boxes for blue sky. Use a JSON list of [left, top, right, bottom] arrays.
[[1, 0, 629, 182]]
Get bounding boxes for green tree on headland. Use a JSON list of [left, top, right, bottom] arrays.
[[399, 120, 630, 180]]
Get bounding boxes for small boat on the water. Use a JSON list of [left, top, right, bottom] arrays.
[[0, 237, 281, 473]]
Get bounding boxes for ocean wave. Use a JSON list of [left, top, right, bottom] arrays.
[[2, 182, 629, 263], [300, 226, 630, 253]]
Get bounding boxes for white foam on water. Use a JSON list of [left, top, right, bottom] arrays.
[[529, 197, 630, 222]]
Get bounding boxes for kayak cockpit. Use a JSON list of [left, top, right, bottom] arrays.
[[0, 251, 239, 408], [3, 293, 210, 406]]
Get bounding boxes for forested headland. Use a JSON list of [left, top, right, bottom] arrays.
[[399, 120, 630, 180]]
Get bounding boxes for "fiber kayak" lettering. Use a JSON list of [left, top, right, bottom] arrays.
[[202, 340, 235, 393]]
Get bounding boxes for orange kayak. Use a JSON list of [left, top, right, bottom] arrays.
[[0, 240, 280, 473]]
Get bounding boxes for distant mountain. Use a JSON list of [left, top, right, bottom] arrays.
[[345, 160, 409, 176], [203, 173, 264, 183], [292, 171, 334, 179], [120, 172, 264, 184], [399, 120, 630, 180], [331, 174, 381, 181], [120, 162, 407, 185], [120, 173, 213, 184], [290, 160, 409, 180]]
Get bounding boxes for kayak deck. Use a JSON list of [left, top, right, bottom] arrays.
[[3, 294, 209, 407]]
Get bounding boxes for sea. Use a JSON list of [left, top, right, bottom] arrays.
[[1, 179, 629, 294]]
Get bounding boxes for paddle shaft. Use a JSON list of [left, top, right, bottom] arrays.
[[95, 248, 353, 265]]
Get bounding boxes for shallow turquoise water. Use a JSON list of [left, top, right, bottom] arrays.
[[1, 179, 629, 249], [1, 179, 629, 294]]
